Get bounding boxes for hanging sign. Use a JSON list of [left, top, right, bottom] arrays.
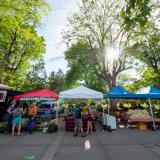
[[0, 90, 7, 102], [20, 97, 54, 101]]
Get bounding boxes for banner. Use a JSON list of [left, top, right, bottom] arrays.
[[0, 90, 7, 102], [20, 97, 54, 101]]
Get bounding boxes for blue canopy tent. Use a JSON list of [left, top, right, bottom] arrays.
[[105, 85, 134, 99], [104, 86, 134, 125], [105, 86, 160, 130], [135, 86, 160, 130], [105, 86, 160, 99]]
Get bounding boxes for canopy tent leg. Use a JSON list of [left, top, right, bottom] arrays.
[[148, 98, 156, 130]]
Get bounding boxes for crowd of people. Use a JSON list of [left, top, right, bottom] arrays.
[[6, 100, 38, 136]]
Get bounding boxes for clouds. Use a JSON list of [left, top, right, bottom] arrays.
[[38, 0, 79, 75]]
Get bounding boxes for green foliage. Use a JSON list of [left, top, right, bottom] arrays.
[[48, 69, 65, 93], [64, 40, 107, 92], [121, 1, 160, 91], [121, 0, 151, 30], [21, 59, 48, 91], [117, 73, 137, 86], [127, 27, 160, 72], [126, 68, 160, 92], [0, 0, 49, 87]]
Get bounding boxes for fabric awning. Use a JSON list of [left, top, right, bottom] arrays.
[[14, 88, 59, 100], [59, 85, 103, 99]]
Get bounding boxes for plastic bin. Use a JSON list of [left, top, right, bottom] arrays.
[[103, 113, 117, 130]]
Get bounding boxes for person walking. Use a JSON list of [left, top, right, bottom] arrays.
[[6, 100, 17, 133], [74, 104, 85, 137], [28, 102, 38, 134], [12, 103, 25, 136]]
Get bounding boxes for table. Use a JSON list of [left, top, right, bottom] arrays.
[[128, 118, 160, 129], [65, 117, 96, 132]]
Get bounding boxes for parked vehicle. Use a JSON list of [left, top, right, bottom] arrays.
[[38, 102, 64, 119], [38, 102, 56, 119]]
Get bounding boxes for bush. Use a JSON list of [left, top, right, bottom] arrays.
[[47, 123, 58, 133]]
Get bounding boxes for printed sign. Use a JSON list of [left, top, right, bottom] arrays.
[[0, 90, 7, 102]]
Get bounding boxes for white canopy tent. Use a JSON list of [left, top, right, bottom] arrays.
[[59, 85, 103, 99]]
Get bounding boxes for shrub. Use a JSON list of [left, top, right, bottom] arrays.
[[47, 123, 58, 133]]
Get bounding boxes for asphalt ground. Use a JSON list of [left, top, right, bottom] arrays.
[[0, 118, 160, 160]]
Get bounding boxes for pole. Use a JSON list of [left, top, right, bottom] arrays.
[[148, 98, 156, 130], [106, 98, 110, 115], [55, 101, 59, 125], [108, 99, 110, 116]]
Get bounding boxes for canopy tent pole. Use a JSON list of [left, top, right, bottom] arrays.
[[108, 99, 110, 115], [157, 99, 160, 109], [148, 98, 156, 130], [55, 100, 59, 125]]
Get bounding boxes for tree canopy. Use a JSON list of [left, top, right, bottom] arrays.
[[63, 0, 134, 90], [0, 0, 49, 87]]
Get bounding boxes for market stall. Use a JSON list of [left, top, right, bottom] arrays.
[[106, 86, 160, 130], [13, 88, 59, 132], [103, 86, 133, 130], [60, 85, 103, 132]]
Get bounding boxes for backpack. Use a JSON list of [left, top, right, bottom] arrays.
[[74, 107, 81, 119], [12, 108, 20, 118]]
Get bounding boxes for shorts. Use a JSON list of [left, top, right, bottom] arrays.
[[75, 118, 83, 130]]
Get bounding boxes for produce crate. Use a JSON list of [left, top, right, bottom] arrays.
[[137, 122, 147, 130]]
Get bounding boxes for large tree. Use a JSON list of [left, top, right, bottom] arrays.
[[63, 0, 134, 90], [0, 0, 49, 86]]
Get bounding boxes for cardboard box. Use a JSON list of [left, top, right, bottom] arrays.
[[137, 122, 147, 130]]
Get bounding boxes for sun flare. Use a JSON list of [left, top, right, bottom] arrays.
[[105, 46, 120, 62]]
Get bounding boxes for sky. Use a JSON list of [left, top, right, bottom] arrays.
[[38, 0, 79, 75]]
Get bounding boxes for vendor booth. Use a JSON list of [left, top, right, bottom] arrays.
[[60, 85, 103, 132], [12, 89, 59, 133], [105, 86, 160, 130], [133, 86, 160, 130]]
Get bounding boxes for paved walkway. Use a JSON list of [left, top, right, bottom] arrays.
[[0, 118, 160, 160], [54, 129, 160, 160], [0, 132, 58, 160]]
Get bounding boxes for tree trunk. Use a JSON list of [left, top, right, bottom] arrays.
[[105, 73, 117, 110]]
